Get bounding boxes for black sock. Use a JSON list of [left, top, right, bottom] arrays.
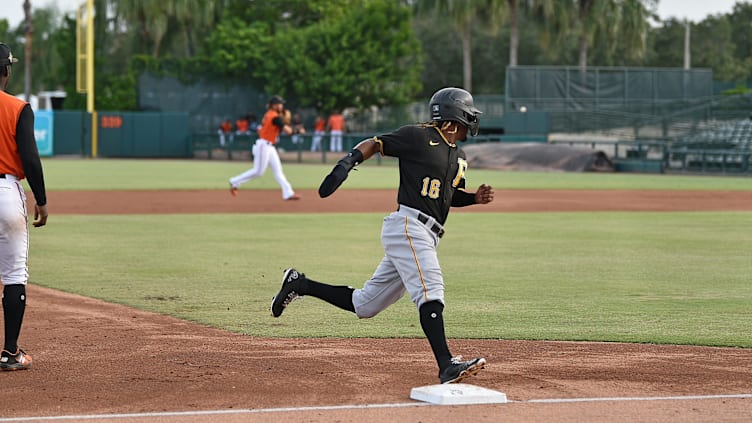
[[420, 301, 452, 371], [297, 277, 355, 313], [3, 284, 26, 353]]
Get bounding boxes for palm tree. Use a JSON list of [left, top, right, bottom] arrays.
[[481, 0, 520, 67], [519, 0, 573, 65], [535, 0, 653, 71], [170, 0, 220, 57], [116, 0, 169, 57], [115, 0, 222, 58], [575, 0, 653, 71], [414, 0, 485, 90]]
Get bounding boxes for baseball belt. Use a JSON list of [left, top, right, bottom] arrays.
[[417, 213, 445, 238]]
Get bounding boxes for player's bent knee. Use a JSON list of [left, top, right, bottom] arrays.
[[354, 305, 381, 319]]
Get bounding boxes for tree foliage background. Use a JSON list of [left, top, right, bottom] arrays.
[[0, 0, 750, 113]]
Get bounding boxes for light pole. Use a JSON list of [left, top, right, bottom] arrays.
[[683, 19, 691, 70], [23, 0, 32, 102]]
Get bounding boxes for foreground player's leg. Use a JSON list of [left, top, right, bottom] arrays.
[[419, 301, 452, 368], [420, 300, 485, 384], [270, 268, 355, 317]]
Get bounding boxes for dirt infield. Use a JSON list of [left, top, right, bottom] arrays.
[[4, 189, 752, 422], [42, 188, 752, 214]]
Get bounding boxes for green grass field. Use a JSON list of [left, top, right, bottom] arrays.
[[29, 158, 752, 347], [39, 157, 752, 191]]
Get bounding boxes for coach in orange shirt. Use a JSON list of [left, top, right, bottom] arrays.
[[0, 43, 48, 371], [327, 110, 345, 152]]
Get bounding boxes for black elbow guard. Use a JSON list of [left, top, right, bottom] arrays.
[[319, 149, 365, 198], [338, 148, 364, 171]]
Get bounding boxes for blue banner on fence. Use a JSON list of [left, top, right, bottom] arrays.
[[34, 110, 54, 157]]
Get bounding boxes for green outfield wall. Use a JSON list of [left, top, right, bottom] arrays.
[[52, 111, 190, 158]]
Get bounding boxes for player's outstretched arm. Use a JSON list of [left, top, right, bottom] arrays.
[[318, 138, 379, 198]]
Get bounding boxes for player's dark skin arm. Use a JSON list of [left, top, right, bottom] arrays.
[[351, 138, 380, 161], [319, 138, 380, 198], [474, 184, 494, 204], [16, 104, 48, 227]]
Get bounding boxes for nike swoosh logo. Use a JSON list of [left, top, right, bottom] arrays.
[[429, 141, 440, 146]]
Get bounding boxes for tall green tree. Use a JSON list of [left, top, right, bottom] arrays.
[[205, 18, 268, 78], [647, 13, 747, 82], [411, 11, 464, 94], [116, 0, 172, 57], [532, 0, 576, 63], [222, 0, 353, 30], [172, 0, 221, 56], [415, 0, 485, 90], [0, 18, 22, 94], [643, 17, 684, 67], [256, 0, 422, 112], [0, 19, 10, 39], [28, 7, 65, 93], [534, 0, 653, 70], [691, 15, 745, 81], [114, 0, 223, 58], [573, 0, 653, 70], [0, 6, 67, 96], [727, 1, 752, 81], [53, 15, 85, 109]]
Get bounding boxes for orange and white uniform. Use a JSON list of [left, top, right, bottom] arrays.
[[0, 90, 47, 286], [1, 43, 46, 369], [229, 103, 297, 200], [257, 109, 283, 145]]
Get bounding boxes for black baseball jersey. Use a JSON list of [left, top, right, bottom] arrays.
[[375, 124, 469, 225]]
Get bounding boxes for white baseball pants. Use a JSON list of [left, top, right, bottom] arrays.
[[229, 138, 296, 200], [0, 175, 29, 286]]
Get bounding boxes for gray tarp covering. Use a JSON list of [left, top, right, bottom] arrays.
[[463, 143, 614, 172], [506, 66, 713, 112]]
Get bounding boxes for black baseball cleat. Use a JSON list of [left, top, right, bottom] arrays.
[[439, 356, 486, 384], [270, 268, 305, 317], [0, 348, 33, 371]]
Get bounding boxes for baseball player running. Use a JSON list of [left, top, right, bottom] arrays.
[[229, 95, 300, 201], [271, 87, 494, 384], [0, 43, 48, 371]]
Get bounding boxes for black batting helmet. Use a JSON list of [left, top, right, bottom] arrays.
[[429, 87, 482, 136]]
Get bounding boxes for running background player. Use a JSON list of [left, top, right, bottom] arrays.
[[229, 95, 300, 201]]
